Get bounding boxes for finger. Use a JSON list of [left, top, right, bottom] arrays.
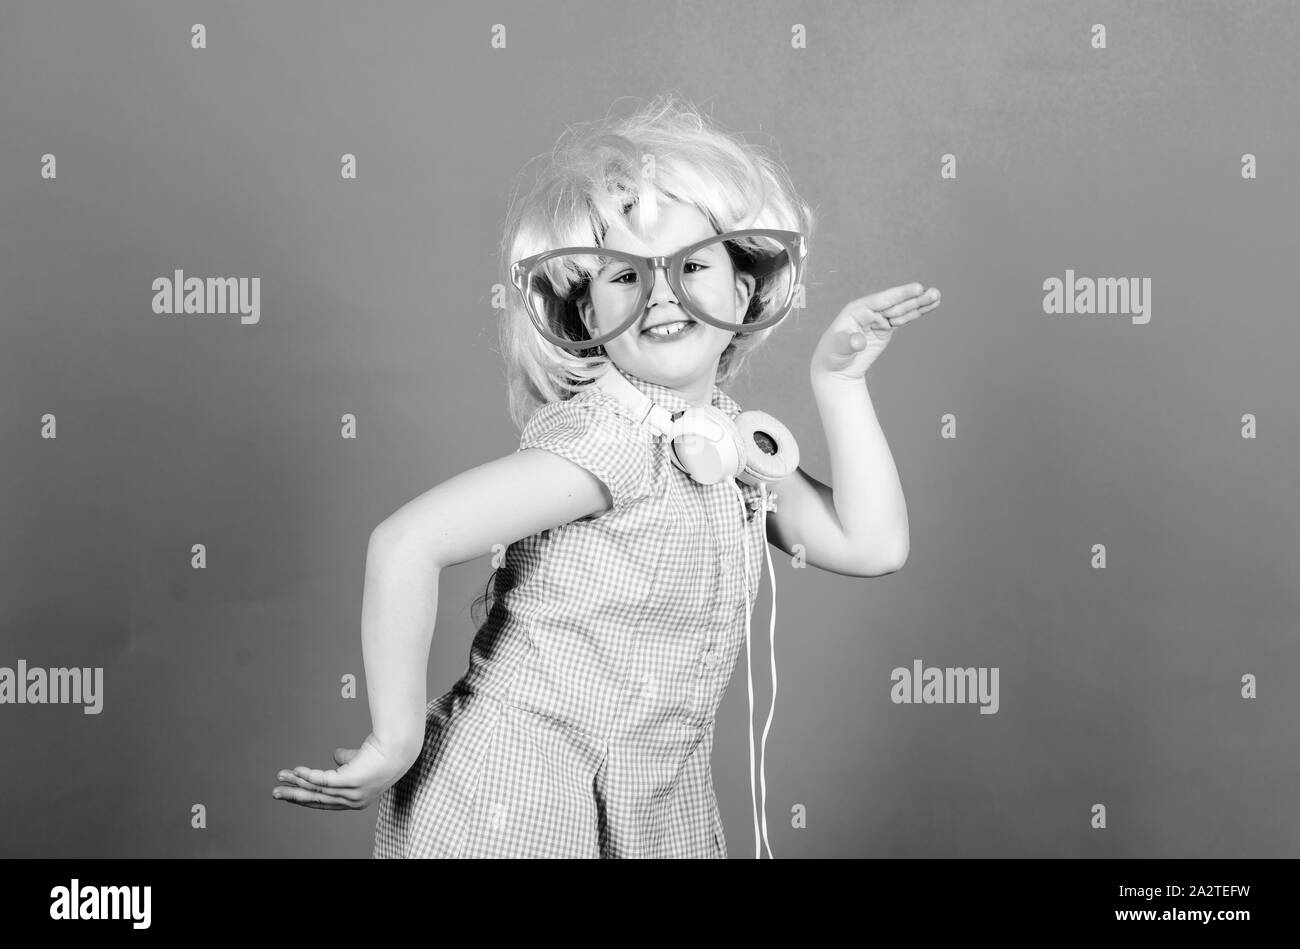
[[273, 786, 354, 810], [291, 775, 363, 803], [887, 306, 927, 327], [882, 288, 939, 320], [274, 775, 359, 803], [276, 770, 324, 793], [839, 303, 889, 336], [862, 282, 926, 313], [282, 764, 361, 796], [333, 747, 360, 766], [887, 293, 941, 326], [293, 765, 350, 789], [292, 766, 364, 801]]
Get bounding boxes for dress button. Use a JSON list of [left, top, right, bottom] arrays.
[[701, 649, 719, 670], [641, 673, 656, 692]]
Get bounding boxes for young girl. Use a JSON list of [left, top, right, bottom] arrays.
[[272, 94, 940, 858]]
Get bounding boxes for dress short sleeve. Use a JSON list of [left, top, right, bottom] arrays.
[[518, 395, 652, 516]]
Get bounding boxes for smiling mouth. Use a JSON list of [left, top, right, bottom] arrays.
[[642, 319, 697, 338]]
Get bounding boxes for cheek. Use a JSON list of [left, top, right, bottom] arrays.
[[701, 324, 735, 352], [691, 286, 738, 319], [605, 335, 636, 360]]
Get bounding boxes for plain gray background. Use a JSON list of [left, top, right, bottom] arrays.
[[1, 0, 1297, 858]]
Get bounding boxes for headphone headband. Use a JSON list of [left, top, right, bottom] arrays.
[[590, 364, 799, 489], [591, 366, 682, 438]]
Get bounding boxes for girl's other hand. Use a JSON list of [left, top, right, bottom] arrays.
[[810, 282, 941, 385], [272, 732, 422, 811]]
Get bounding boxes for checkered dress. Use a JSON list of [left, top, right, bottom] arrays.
[[372, 366, 767, 858]]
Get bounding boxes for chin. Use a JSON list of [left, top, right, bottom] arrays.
[[635, 344, 723, 367], [608, 335, 729, 379]]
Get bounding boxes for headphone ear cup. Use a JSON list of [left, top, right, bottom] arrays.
[[733, 410, 800, 487], [670, 407, 746, 485]]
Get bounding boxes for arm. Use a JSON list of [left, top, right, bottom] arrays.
[[360, 446, 615, 757], [764, 373, 909, 578]]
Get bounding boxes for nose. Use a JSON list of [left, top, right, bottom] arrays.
[[647, 261, 678, 307]]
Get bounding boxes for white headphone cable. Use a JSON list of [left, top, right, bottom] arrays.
[[757, 488, 777, 860], [735, 480, 778, 859]]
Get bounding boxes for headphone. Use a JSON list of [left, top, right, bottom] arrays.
[[592, 366, 800, 489], [592, 364, 791, 859]]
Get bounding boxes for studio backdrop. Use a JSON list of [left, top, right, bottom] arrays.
[[1, 0, 1296, 858]]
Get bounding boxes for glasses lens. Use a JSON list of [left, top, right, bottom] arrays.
[[678, 233, 797, 330], [523, 251, 641, 349]]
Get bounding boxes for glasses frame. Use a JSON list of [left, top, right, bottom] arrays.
[[509, 228, 808, 351]]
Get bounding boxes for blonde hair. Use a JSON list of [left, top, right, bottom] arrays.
[[496, 93, 817, 430]]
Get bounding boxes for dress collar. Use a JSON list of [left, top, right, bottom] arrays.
[[611, 364, 742, 419]]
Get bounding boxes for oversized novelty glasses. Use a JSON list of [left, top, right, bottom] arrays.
[[510, 229, 807, 351]]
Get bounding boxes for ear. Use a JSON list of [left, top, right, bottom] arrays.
[[733, 271, 757, 321]]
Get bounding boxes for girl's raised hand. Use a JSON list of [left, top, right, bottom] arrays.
[[273, 731, 421, 811], [810, 282, 941, 385]]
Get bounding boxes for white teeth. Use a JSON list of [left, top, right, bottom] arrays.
[[645, 321, 691, 337]]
